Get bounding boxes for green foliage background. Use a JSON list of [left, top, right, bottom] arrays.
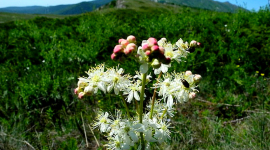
[[0, 4, 269, 149]]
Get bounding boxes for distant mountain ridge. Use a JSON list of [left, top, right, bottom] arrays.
[[0, 0, 246, 15], [0, 0, 113, 15], [153, 0, 245, 13]]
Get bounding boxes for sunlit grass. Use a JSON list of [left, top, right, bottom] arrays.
[[0, 12, 71, 23], [0, 1, 269, 149]]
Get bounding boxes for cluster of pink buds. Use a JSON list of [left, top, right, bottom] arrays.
[[142, 37, 171, 68], [111, 35, 137, 60], [183, 70, 202, 100], [74, 80, 95, 99], [74, 86, 86, 99]]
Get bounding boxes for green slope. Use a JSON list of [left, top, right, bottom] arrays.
[[98, 0, 246, 13], [0, 12, 68, 23], [0, 0, 246, 17], [152, 0, 247, 12]]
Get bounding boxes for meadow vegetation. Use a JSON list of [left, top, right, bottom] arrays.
[[0, 3, 269, 149], [0, 12, 68, 24]]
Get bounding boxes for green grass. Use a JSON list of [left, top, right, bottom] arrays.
[[0, 12, 70, 23], [0, 1, 269, 149], [160, 0, 247, 13]]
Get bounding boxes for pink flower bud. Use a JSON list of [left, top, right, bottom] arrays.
[[120, 39, 129, 47], [145, 50, 151, 56], [189, 92, 196, 99], [194, 74, 202, 82], [125, 43, 136, 55], [190, 40, 197, 46], [78, 92, 85, 99], [147, 37, 157, 46], [190, 40, 200, 47], [127, 35, 136, 43], [118, 38, 125, 44], [142, 43, 150, 50], [111, 53, 116, 60], [151, 45, 159, 52], [185, 70, 192, 76], [127, 43, 136, 49], [113, 45, 123, 53], [74, 87, 79, 95], [124, 48, 131, 55], [159, 46, 165, 54]]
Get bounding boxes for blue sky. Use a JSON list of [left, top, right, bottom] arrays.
[[0, 0, 268, 11], [214, 0, 269, 11]]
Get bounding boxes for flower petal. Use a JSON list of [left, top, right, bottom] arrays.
[[134, 91, 140, 101], [127, 91, 134, 103]]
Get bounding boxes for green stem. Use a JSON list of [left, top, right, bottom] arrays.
[[139, 73, 147, 150], [150, 72, 163, 119], [121, 96, 131, 119], [161, 107, 168, 120], [135, 100, 139, 116]]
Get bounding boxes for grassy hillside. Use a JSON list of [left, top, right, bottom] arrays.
[[0, 0, 269, 149], [155, 0, 246, 12], [0, 5, 71, 14], [0, 12, 68, 23], [0, 0, 245, 16]]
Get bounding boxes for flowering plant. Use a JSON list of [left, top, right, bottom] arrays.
[[74, 35, 201, 149]]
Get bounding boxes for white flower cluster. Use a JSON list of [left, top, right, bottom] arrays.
[[93, 110, 171, 150], [87, 69, 200, 149], [74, 64, 133, 99], [154, 70, 201, 108], [75, 36, 202, 149], [74, 64, 152, 102]]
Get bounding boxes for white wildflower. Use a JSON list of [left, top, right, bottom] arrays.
[[133, 71, 152, 84], [105, 67, 131, 95], [79, 64, 107, 94], [175, 38, 189, 57], [93, 112, 112, 132], [146, 100, 174, 118], [154, 121, 171, 143], [157, 38, 167, 47], [125, 81, 142, 103], [172, 72, 199, 103], [106, 135, 122, 150], [163, 43, 182, 63], [153, 63, 171, 75]]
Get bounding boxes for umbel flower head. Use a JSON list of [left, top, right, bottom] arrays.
[[94, 110, 173, 149], [154, 70, 200, 108], [93, 111, 112, 132], [110, 35, 200, 74], [75, 35, 202, 150], [74, 64, 133, 99]]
